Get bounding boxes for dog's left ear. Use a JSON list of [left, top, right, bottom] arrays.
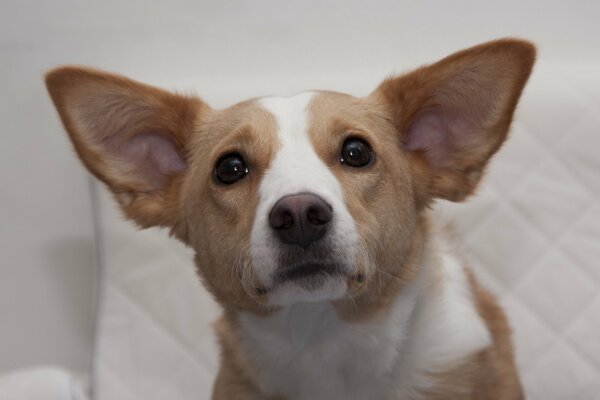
[[372, 38, 536, 201]]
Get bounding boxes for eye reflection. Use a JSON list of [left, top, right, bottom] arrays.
[[215, 153, 248, 184], [340, 138, 374, 168]]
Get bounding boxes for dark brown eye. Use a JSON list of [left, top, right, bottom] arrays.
[[340, 138, 374, 168], [215, 153, 248, 184]]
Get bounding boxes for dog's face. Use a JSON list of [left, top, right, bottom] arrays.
[[182, 91, 418, 308], [46, 39, 534, 313]]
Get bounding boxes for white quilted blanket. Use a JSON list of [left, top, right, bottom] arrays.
[[92, 65, 600, 400]]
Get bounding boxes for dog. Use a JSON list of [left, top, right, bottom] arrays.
[[46, 38, 535, 400]]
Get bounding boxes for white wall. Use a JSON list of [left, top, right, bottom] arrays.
[[1, 0, 599, 378]]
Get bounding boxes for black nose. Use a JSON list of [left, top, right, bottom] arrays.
[[268, 193, 332, 248]]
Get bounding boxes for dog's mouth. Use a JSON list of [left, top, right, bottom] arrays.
[[257, 262, 352, 305], [255, 261, 364, 304], [253, 243, 362, 305], [275, 262, 346, 284]]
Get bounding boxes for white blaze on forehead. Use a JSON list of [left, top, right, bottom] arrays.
[[249, 92, 359, 295], [257, 92, 344, 203]]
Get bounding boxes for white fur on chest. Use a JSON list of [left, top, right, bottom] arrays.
[[238, 236, 492, 400]]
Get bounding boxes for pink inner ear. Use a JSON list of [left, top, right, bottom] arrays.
[[112, 132, 186, 188], [403, 110, 453, 167]]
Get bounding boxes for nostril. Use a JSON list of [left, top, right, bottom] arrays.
[[307, 205, 332, 226], [278, 211, 294, 229], [269, 208, 294, 230]]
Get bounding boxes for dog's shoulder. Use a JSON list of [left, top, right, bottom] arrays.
[[418, 224, 524, 399]]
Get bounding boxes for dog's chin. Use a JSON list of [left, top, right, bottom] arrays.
[[266, 275, 348, 306]]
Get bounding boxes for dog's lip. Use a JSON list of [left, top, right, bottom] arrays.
[[275, 262, 345, 283], [253, 263, 363, 296]]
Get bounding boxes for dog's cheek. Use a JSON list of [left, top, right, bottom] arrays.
[[337, 170, 385, 276], [186, 189, 263, 309], [191, 215, 252, 307], [364, 157, 420, 276]]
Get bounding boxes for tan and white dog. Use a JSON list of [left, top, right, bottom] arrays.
[[46, 38, 535, 400]]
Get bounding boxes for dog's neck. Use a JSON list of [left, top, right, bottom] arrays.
[[234, 221, 492, 400]]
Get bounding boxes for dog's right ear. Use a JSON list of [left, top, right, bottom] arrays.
[[45, 66, 209, 231]]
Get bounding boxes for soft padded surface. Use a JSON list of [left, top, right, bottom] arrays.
[[0, 367, 87, 400], [93, 66, 600, 399], [93, 191, 219, 400]]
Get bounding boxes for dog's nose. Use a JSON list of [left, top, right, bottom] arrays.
[[269, 193, 332, 247]]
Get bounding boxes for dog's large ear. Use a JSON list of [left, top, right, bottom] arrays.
[[372, 38, 536, 202], [45, 67, 208, 230]]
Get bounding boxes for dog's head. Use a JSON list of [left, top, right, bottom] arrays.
[[46, 39, 534, 313]]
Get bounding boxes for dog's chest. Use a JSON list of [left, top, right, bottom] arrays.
[[239, 301, 415, 400], [237, 251, 492, 400]]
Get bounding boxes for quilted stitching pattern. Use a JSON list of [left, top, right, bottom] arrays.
[[93, 66, 600, 399]]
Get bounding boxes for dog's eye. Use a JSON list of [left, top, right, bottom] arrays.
[[340, 138, 374, 168], [215, 153, 248, 184]]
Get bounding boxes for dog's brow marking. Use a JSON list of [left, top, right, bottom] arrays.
[[257, 92, 343, 204]]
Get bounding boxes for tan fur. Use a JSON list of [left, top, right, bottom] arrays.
[[418, 226, 523, 399], [182, 100, 281, 314], [45, 38, 535, 399], [212, 315, 266, 400], [305, 91, 425, 321], [371, 38, 536, 202], [414, 272, 523, 400]]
